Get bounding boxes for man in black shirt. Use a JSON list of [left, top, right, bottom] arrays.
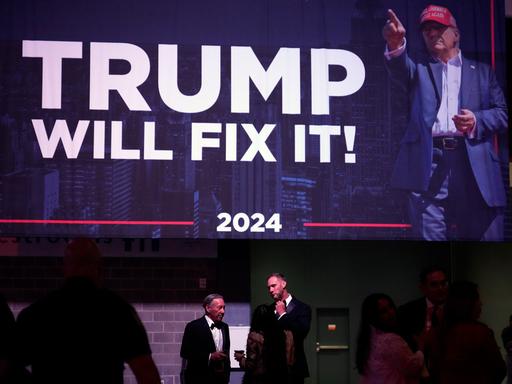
[[16, 238, 161, 384]]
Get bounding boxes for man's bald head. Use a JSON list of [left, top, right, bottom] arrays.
[[64, 238, 102, 283]]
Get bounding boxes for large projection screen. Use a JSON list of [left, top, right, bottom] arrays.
[[0, 0, 509, 240]]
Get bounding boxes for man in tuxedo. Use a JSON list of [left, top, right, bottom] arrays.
[[180, 293, 230, 384], [398, 266, 449, 350], [267, 273, 311, 384]]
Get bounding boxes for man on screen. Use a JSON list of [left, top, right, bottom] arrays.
[[383, 4, 508, 240]]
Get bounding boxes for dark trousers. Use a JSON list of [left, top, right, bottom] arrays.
[[409, 143, 504, 241]]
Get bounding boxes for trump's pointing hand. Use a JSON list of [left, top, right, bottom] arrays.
[[383, 9, 406, 51]]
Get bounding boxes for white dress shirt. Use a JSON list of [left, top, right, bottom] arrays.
[[205, 315, 223, 352], [385, 41, 467, 137], [432, 52, 462, 137]]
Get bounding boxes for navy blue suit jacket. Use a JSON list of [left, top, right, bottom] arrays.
[[386, 51, 508, 207]]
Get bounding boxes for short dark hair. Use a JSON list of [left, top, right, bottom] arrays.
[[203, 293, 223, 308], [420, 266, 447, 284], [267, 272, 286, 282]]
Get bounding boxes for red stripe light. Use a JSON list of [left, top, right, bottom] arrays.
[[304, 222, 411, 228], [0, 219, 194, 226]]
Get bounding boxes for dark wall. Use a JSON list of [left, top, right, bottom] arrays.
[[0, 238, 250, 304]]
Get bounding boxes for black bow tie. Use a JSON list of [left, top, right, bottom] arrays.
[[210, 322, 221, 330]]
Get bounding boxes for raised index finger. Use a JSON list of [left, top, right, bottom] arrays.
[[387, 9, 403, 27]]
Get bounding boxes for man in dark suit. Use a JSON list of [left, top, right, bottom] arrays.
[[180, 293, 230, 384], [383, 5, 508, 241], [398, 266, 449, 351], [267, 273, 311, 384]]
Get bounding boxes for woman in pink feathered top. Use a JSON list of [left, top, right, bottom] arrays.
[[356, 293, 427, 384]]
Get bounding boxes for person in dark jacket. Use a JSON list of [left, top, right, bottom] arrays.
[[180, 293, 231, 384], [267, 272, 311, 384], [16, 238, 161, 384]]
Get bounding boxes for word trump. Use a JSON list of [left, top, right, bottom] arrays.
[[22, 40, 365, 115], [22, 40, 364, 163]]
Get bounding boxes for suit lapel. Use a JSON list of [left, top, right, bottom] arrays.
[[286, 298, 296, 314], [460, 58, 476, 109], [220, 323, 229, 353], [202, 317, 216, 352], [428, 59, 443, 107]]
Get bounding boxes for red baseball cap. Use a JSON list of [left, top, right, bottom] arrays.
[[420, 5, 457, 28]]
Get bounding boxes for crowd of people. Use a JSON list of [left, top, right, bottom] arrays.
[[356, 266, 508, 384], [0, 238, 313, 384], [181, 266, 510, 384], [0, 238, 511, 384]]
